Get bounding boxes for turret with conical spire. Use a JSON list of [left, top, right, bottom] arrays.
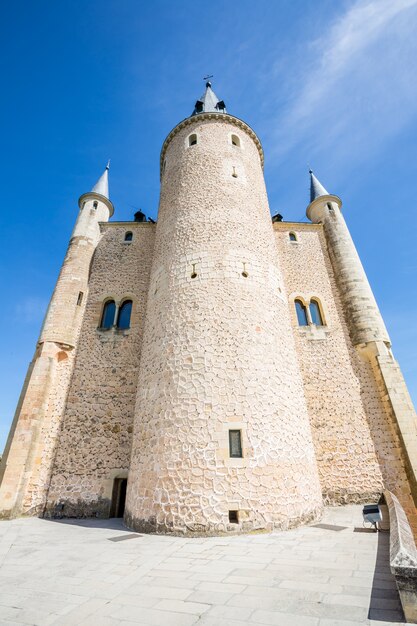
[[126, 79, 322, 535], [306, 168, 388, 348], [0, 164, 114, 519]]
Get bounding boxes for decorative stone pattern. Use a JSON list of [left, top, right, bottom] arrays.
[[275, 222, 416, 532], [44, 223, 155, 517], [125, 117, 323, 535]]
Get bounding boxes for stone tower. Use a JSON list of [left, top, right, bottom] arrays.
[[0, 165, 113, 518], [125, 83, 323, 534], [307, 171, 417, 507]]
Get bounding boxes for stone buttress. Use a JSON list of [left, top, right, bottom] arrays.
[[125, 87, 323, 534], [0, 166, 113, 518]]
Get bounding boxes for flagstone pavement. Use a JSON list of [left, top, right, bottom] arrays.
[[0, 505, 404, 625]]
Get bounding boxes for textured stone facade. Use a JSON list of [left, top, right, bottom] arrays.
[[0, 193, 111, 518], [125, 116, 323, 534], [1, 102, 416, 537], [274, 222, 416, 532], [44, 223, 155, 518]]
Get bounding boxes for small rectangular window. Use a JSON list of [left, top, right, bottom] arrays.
[[229, 510, 239, 524], [77, 291, 83, 306], [229, 430, 242, 458]]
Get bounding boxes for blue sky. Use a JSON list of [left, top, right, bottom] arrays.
[[1, 0, 417, 450]]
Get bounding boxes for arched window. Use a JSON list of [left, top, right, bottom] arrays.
[[189, 134, 197, 146], [116, 300, 132, 330], [100, 300, 116, 329], [309, 299, 324, 326], [289, 232, 297, 242], [231, 134, 240, 147], [124, 232, 133, 242], [295, 299, 308, 326], [93, 201, 98, 210]]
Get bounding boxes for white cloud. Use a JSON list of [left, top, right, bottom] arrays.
[[270, 0, 417, 166]]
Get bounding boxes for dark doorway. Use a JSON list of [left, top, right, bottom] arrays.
[[110, 478, 127, 518]]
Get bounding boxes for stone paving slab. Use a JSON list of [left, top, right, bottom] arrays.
[[0, 505, 405, 625]]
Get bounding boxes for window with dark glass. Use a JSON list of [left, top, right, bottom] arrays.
[[295, 299, 308, 326], [289, 232, 297, 242], [116, 300, 132, 330], [229, 430, 243, 458], [309, 299, 324, 326], [189, 134, 197, 146], [124, 231, 133, 242], [100, 300, 116, 329]]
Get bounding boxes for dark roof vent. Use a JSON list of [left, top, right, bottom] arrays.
[[134, 210, 146, 222], [216, 100, 226, 111], [272, 213, 283, 223], [194, 100, 204, 113]]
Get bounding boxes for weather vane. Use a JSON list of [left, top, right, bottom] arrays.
[[203, 74, 213, 82]]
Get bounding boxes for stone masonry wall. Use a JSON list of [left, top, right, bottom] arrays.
[[45, 223, 155, 517], [126, 116, 323, 535], [275, 223, 416, 528]]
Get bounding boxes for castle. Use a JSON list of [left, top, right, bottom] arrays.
[[1, 82, 417, 535]]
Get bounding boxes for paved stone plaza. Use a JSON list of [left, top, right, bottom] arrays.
[[0, 505, 404, 625]]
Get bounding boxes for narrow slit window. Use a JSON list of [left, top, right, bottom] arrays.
[[124, 231, 133, 242], [189, 134, 197, 146], [229, 510, 239, 524], [93, 201, 98, 210], [309, 299, 324, 326], [77, 291, 83, 306], [231, 134, 240, 147], [229, 430, 243, 458], [116, 300, 132, 330], [295, 299, 308, 326], [100, 300, 116, 329], [289, 232, 297, 242]]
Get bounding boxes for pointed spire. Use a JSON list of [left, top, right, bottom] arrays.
[[309, 169, 329, 203], [192, 81, 227, 115], [91, 162, 110, 199]]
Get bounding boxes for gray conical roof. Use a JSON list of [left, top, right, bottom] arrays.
[[309, 169, 329, 202], [192, 82, 227, 115], [91, 160, 110, 198]]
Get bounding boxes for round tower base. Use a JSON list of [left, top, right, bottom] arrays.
[[124, 504, 323, 537]]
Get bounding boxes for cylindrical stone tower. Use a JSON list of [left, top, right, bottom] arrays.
[[0, 165, 113, 518], [307, 171, 417, 508], [125, 83, 322, 534], [307, 172, 390, 348]]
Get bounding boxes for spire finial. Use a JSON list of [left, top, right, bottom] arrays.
[[106, 159, 110, 170], [204, 74, 213, 88]]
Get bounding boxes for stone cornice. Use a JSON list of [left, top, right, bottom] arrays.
[[160, 113, 264, 179], [78, 192, 114, 217], [99, 221, 156, 233], [273, 222, 322, 231]]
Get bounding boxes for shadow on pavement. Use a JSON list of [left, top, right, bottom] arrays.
[[368, 530, 405, 623]]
